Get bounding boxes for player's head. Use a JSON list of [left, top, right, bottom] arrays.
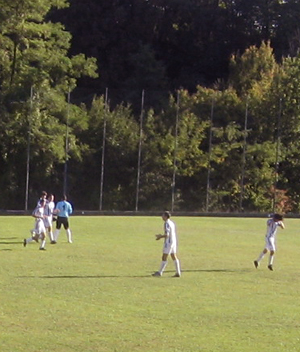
[[40, 191, 47, 199], [273, 213, 283, 221], [47, 193, 54, 201], [162, 211, 171, 220], [62, 194, 67, 201], [39, 198, 46, 207]]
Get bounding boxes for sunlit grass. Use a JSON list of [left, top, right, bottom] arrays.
[[0, 215, 299, 352]]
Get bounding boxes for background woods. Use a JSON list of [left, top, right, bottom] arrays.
[[1, 0, 300, 212]]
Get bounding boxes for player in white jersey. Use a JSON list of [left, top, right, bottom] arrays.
[[23, 198, 47, 250], [44, 194, 55, 243], [152, 211, 181, 277], [254, 213, 285, 271]]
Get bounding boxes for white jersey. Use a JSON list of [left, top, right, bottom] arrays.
[[45, 201, 55, 219], [162, 219, 177, 254], [44, 200, 55, 228], [164, 219, 177, 245], [32, 205, 46, 235], [265, 219, 282, 240], [265, 218, 283, 251]]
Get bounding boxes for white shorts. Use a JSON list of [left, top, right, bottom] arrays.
[[265, 236, 276, 252], [163, 241, 177, 255], [34, 219, 46, 235]]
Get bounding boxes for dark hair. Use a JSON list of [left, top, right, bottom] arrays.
[[273, 213, 283, 221], [163, 211, 171, 219]]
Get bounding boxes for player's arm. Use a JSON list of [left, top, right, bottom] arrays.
[[155, 233, 167, 240], [278, 221, 285, 229], [32, 210, 44, 219]]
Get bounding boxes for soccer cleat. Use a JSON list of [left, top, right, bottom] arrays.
[[23, 239, 27, 247], [152, 271, 162, 277], [39, 247, 46, 251], [254, 260, 258, 269], [50, 240, 57, 244], [173, 273, 181, 277], [68, 240, 73, 243], [268, 265, 273, 271]]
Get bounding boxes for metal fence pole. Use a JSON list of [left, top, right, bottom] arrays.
[[239, 97, 249, 212], [135, 89, 145, 211], [25, 86, 33, 211], [99, 88, 108, 211], [273, 98, 282, 213], [63, 90, 70, 196], [205, 96, 214, 212], [171, 91, 180, 212]]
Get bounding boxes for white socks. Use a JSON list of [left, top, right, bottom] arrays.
[[257, 252, 265, 263], [54, 229, 60, 241], [66, 229, 72, 243], [54, 229, 72, 243], [40, 239, 46, 249], [49, 231, 54, 242], [256, 252, 274, 266], [159, 261, 168, 274], [174, 259, 181, 275], [158, 260, 181, 275]]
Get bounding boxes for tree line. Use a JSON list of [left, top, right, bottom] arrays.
[[1, 0, 300, 212]]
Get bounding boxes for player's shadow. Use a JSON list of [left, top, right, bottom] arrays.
[[182, 268, 252, 273], [0, 237, 22, 245], [0, 237, 18, 240], [20, 274, 152, 279]]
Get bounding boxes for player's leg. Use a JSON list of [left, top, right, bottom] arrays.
[[48, 222, 54, 242], [54, 218, 62, 242], [153, 252, 169, 276], [171, 253, 181, 277], [24, 223, 38, 246], [254, 246, 268, 268], [23, 236, 35, 247], [268, 249, 275, 271], [39, 232, 46, 250], [63, 219, 72, 243]]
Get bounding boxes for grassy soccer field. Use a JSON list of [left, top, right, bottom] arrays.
[[0, 215, 300, 352]]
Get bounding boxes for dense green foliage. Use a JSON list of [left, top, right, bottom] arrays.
[[1, 0, 300, 211]]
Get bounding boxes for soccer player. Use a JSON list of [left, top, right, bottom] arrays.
[[53, 195, 73, 243], [152, 211, 181, 277], [253, 213, 285, 271], [37, 190, 47, 206], [24, 198, 47, 250], [44, 193, 55, 243]]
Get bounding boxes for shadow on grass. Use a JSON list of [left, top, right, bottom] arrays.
[[19, 274, 153, 279], [0, 237, 21, 245], [0, 237, 19, 240], [182, 268, 252, 273], [17, 268, 252, 279]]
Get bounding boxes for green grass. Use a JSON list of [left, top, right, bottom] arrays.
[[1, 215, 300, 352]]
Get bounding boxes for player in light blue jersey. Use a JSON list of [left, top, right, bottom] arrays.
[[53, 195, 73, 244], [254, 213, 285, 271]]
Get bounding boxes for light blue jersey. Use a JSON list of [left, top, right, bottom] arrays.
[[55, 200, 73, 218]]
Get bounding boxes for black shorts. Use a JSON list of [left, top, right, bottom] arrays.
[[56, 216, 69, 230]]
